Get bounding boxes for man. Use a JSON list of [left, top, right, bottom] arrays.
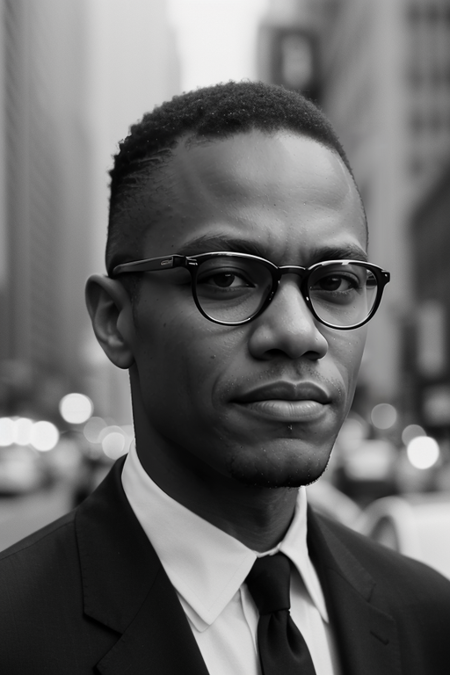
[[1, 81, 449, 674]]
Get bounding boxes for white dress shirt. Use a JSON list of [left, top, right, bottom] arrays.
[[122, 443, 341, 675]]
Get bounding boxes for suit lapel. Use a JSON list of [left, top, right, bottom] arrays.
[[75, 460, 210, 675], [307, 509, 402, 675], [95, 568, 210, 675]]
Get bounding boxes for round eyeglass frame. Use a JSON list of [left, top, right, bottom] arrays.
[[112, 251, 390, 330]]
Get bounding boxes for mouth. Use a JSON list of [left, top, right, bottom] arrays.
[[233, 382, 331, 424]]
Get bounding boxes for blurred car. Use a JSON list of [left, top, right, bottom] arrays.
[[0, 444, 49, 495], [357, 493, 450, 579]]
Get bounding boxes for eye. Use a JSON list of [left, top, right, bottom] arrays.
[[194, 256, 273, 302], [196, 259, 259, 291], [313, 273, 359, 292], [200, 271, 252, 289]]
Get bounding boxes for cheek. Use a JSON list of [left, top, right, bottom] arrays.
[[134, 312, 243, 410], [328, 328, 366, 394]]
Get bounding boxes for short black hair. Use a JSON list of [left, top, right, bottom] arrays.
[[107, 80, 359, 280]]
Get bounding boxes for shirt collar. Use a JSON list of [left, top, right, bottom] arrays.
[[121, 443, 328, 630]]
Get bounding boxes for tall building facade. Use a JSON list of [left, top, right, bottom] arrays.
[[0, 0, 180, 423], [410, 167, 450, 432], [257, 0, 336, 103], [407, 0, 450, 432]]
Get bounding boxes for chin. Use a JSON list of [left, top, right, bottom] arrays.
[[227, 444, 331, 489]]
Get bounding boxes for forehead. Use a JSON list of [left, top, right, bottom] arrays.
[[141, 130, 367, 260]]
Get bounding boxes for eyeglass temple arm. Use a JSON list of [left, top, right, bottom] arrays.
[[112, 255, 187, 276]]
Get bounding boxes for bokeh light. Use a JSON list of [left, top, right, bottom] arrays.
[[14, 417, 34, 445], [401, 424, 426, 446], [406, 436, 440, 470], [59, 393, 93, 425], [101, 426, 128, 460], [371, 403, 398, 430], [30, 421, 60, 452], [0, 417, 15, 446], [83, 416, 107, 444]]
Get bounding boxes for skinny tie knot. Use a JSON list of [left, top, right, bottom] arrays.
[[246, 552, 291, 614]]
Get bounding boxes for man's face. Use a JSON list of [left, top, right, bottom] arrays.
[[126, 130, 367, 488]]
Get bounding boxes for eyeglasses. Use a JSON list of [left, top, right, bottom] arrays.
[[112, 252, 390, 329]]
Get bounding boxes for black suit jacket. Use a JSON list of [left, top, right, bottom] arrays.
[[1, 458, 450, 674]]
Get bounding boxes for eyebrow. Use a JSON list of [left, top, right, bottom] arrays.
[[176, 234, 368, 263], [307, 244, 368, 264], [176, 234, 268, 258]]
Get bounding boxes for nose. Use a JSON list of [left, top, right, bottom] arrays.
[[248, 277, 329, 361]]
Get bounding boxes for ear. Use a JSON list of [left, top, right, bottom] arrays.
[[85, 275, 135, 369]]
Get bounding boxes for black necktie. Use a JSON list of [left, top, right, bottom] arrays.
[[246, 553, 317, 675]]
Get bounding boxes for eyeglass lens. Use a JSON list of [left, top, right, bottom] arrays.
[[194, 256, 378, 326], [308, 263, 377, 327]]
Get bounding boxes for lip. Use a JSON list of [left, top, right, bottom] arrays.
[[233, 382, 331, 423], [235, 381, 331, 404]]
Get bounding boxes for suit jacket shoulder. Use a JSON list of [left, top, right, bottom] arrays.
[[0, 459, 208, 675], [308, 510, 450, 675]]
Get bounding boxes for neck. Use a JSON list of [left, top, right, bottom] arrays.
[[135, 437, 300, 552]]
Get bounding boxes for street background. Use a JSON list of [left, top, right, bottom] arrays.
[[1, 0, 450, 576]]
